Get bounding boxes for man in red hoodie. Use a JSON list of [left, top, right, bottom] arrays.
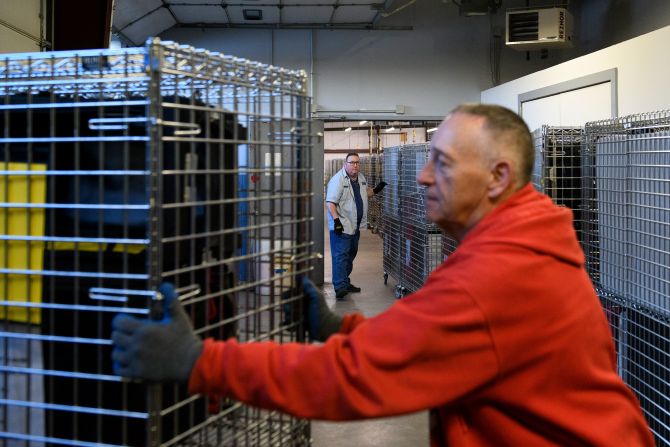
[[112, 104, 654, 446]]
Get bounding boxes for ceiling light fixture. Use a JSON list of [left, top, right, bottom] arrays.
[[427, 127, 438, 133], [243, 9, 263, 20], [344, 127, 352, 132], [385, 126, 395, 132], [359, 120, 368, 125]]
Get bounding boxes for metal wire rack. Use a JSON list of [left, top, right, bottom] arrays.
[[323, 159, 342, 192], [532, 126, 584, 240], [358, 155, 383, 235], [381, 146, 400, 294], [582, 111, 669, 447], [381, 144, 446, 297], [0, 38, 314, 446], [442, 233, 458, 263]]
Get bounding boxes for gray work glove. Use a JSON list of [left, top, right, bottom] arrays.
[[303, 277, 343, 342], [111, 282, 203, 382], [333, 218, 344, 235], [373, 181, 387, 194]]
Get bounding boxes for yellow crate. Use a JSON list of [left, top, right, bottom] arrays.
[[0, 162, 46, 324]]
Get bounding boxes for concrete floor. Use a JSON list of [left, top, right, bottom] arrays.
[[311, 227, 429, 446]]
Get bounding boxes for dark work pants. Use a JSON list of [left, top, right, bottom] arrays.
[[330, 229, 360, 291]]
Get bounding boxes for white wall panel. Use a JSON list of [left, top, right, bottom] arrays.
[[482, 26, 670, 121], [522, 82, 612, 132]]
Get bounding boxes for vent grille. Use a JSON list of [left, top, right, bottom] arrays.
[[508, 12, 539, 42]]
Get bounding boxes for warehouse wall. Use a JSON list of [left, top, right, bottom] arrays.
[[481, 25, 670, 123], [161, 0, 556, 120], [574, 0, 670, 57], [323, 123, 428, 155], [159, 0, 670, 120], [0, 0, 45, 53]]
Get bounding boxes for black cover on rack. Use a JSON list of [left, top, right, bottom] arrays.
[[1, 94, 244, 445]]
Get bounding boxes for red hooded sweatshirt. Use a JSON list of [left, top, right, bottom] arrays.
[[189, 184, 654, 446]]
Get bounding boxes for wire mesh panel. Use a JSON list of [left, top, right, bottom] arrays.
[[441, 233, 458, 263], [382, 147, 399, 221], [0, 38, 313, 446], [398, 144, 439, 294], [531, 126, 584, 239], [323, 159, 342, 189], [399, 144, 433, 229], [381, 147, 400, 288], [583, 111, 670, 447], [358, 155, 383, 234], [381, 144, 445, 297], [399, 225, 442, 295]]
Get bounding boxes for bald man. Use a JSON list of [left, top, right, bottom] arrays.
[[113, 104, 653, 447]]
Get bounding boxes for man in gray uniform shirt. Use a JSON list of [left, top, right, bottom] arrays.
[[326, 153, 385, 299]]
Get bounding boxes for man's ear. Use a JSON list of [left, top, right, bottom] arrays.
[[487, 159, 513, 199]]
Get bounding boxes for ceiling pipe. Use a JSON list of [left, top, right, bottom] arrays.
[[173, 22, 413, 30]]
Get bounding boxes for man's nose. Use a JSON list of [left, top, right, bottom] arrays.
[[417, 159, 434, 185]]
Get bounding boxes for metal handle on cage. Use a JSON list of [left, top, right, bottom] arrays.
[[289, 252, 323, 278], [89, 284, 201, 320], [151, 284, 202, 319], [89, 287, 158, 303], [88, 117, 150, 131], [174, 284, 202, 303], [157, 119, 202, 136], [89, 287, 164, 320], [289, 252, 323, 264]]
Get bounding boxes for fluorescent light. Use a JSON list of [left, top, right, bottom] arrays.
[[243, 9, 263, 20], [427, 127, 438, 133], [359, 120, 368, 125], [385, 127, 395, 132], [344, 127, 352, 132]]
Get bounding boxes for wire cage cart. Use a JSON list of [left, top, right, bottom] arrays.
[[441, 233, 458, 264], [323, 158, 342, 192], [532, 126, 584, 240], [381, 145, 401, 294], [582, 111, 669, 447], [0, 38, 315, 446], [358, 155, 383, 235], [381, 144, 449, 298]]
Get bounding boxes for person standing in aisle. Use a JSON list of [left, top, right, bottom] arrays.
[[112, 104, 654, 446], [326, 152, 385, 299]]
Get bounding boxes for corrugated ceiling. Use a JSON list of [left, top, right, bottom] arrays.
[[112, 0, 410, 46]]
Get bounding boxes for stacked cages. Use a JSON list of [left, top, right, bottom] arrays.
[[358, 155, 383, 234], [582, 112, 669, 446], [0, 39, 314, 446], [323, 158, 342, 188], [531, 126, 584, 239], [441, 233, 458, 264], [323, 158, 341, 207], [381, 146, 402, 292], [382, 144, 456, 298]]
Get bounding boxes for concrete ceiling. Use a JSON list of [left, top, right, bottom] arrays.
[[113, 0, 415, 46]]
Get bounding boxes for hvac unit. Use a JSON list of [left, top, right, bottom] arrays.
[[506, 7, 572, 51]]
